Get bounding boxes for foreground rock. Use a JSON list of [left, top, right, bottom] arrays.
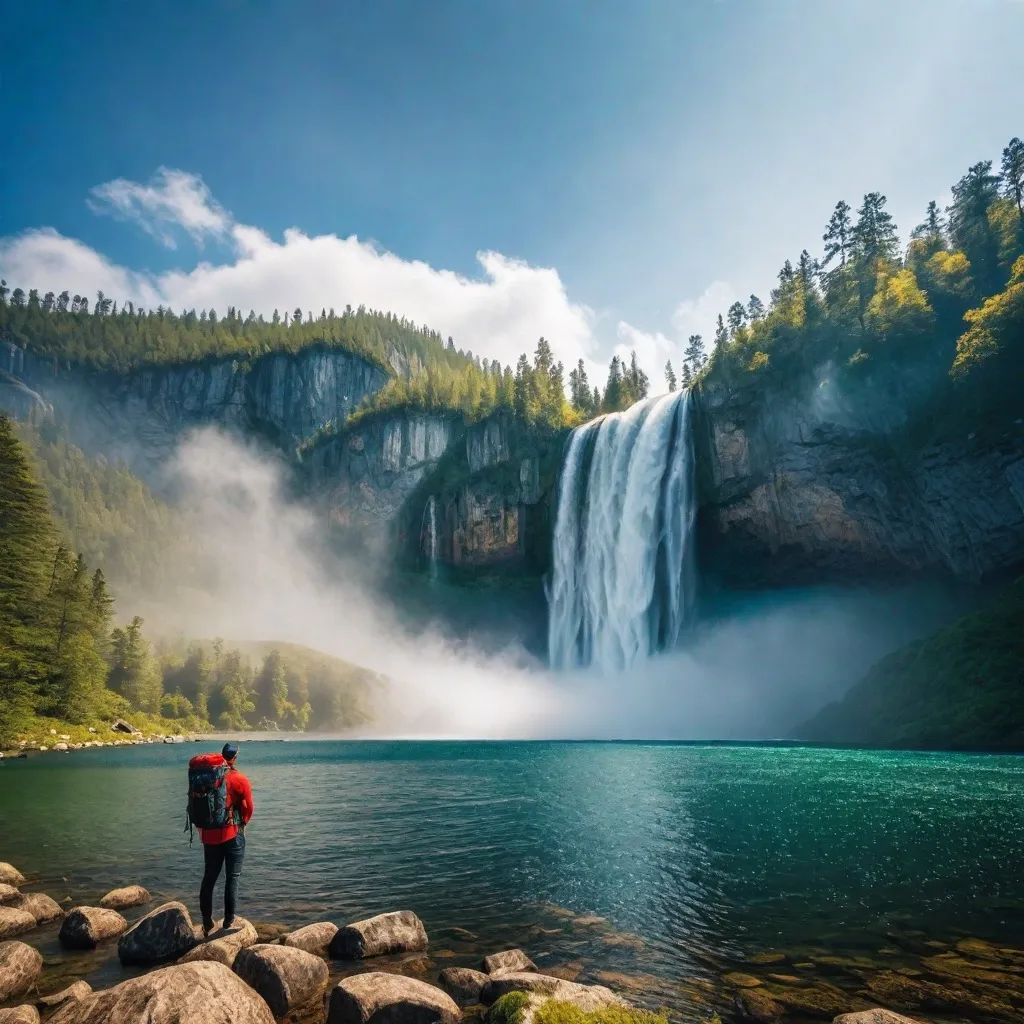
[[59, 906, 127, 949], [0, 1006, 39, 1024], [0, 865, 25, 887], [281, 921, 338, 955], [329, 910, 428, 959], [480, 972, 627, 1010], [14, 893, 63, 925], [834, 1013, 926, 1024], [483, 949, 537, 975], [118, 901, 196, 965], [47, 961, 275, 1024], [100, 885, 152, 910], [180, 919, 258, 967], [233, 943, 329, 1018], [0, 885, 20, 905], [439, 966, 489, 1007], [0, 941, 43, 1002], [327, 973, 461, 1024], [36, 981, 92, 1011], [0, 909, 36, 940]]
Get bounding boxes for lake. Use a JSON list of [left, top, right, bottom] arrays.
[[2, 741, 1023, 1021]]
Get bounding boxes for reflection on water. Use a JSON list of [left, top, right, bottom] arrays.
[[2, 741, 1023, 1020]]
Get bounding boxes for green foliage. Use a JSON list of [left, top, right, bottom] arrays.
[[487, 992, 531, 1024], [799, 578, 1024, 751], [532, 1001, 668, 1024]]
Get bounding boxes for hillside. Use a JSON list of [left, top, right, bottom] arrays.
[[798, 578, 1024, 751]]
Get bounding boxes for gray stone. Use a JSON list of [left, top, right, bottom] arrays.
[[0, 1006, 39, 1024], [100, 885, 152, 909], [0, 885, 20, 905], [327, 972, 461, 1024], [179, 918, 258, 967], [0, 909, 36, 940], [329, 910, 428, 960], [439, 966, 489, 1007], [0, 941, 43, 1002], [45, 961, 275, 1024], [280, 921, 338, 955], [233, 943, 329, 1018], [0, 865, 25, 887], [35, 981, 92, 1010], [13, 893, 64, 925], [482, 949, 536, 975], [118, 901, 196, 965], [58, 906, 128, 949]]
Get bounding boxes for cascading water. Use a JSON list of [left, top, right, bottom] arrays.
[[423, 495, 440, 579], [547, 389, 696, 672]]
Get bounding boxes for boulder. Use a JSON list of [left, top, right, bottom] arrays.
[[58, 907, 128, 949], [281, 921, 339, 955], [480, 973, 626, 1010], [0, 885, 20, 905], [0, 909, 36, 940], [439, 966, 489, 1007], [118, 901, 196, 965], [0, 1007, 39, 1024], [100, 885, 152, 910], [233, 943, 329, 1019], [36, 981, 92, 1010], [0, 941, 43, 1002], [110, 719, 140, 735], [327, 972, 461, 1024], [328, 910, 428, 960], [46, 961, 275, 1024], [483, 949, 536, 975], [14, 893, 64, 925], [834, 1013, 926, 1024], [179, 919, 258, 967], [0, 865, 25, 887]]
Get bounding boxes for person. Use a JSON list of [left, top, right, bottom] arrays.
[[198, 742, 253, 934]]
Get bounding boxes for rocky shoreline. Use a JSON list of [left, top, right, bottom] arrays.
[[1, 859, 1022, 1024]]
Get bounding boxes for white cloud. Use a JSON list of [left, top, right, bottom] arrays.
[[1, 167, 737, 390], [87, 167, 230, 249]]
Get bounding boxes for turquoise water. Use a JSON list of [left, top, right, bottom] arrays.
[[2, 741, 1023, 1018]]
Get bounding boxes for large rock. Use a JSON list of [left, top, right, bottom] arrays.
[[439, 967, 489, 1007], [483, 949, 536, 975], [0, 1006, 39, 1024], [46, 961, 275, 1024], [179, 919, 258, 967], [327, 972, 461, 1024], [0, 865, 25, 887], [329, 910, 428, 960], [13, 893, 64, 925], [233, 943, 329, 1019], [0, 909, 36, 940], [0, 941, 43, 1002], [0, 885, 20, 905], [100, 885, 152, 909], [281, 921, 338, 955], [834, 1013, 926, 1024], [36, 981, 92, 1011], [480, 973, 626, 1010], [58, 906, 128, 949], [118, 901, 196, 965]]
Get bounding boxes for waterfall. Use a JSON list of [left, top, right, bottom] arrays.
[[423, 495, 440, 579], [548, 390, 696, 672]]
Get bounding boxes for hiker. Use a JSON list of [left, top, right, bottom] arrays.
[[187, 742, 254, 935]]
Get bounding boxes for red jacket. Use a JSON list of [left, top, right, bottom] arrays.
[[199, 767, 254, 845]]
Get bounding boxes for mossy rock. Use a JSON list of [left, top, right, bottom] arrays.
[[487, 993, 667, 1024]]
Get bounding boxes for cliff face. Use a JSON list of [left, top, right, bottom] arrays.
[[693, 365, 1024, 587]]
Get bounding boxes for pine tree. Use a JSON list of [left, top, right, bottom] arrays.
[[664, 360, 677, 392], [1000, 137, 1024, 217], [109, 616, 162, 714], [602, 356, 624, 412], [949, 162, 1003, 293], [727, 303, 747, 336], [684, 334, 706, 373], [714, 315, 728, 349], [747, 295, 765, 322], [822, 200, 853, 269]]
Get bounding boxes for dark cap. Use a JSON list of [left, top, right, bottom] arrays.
[[222, 742, 239, 761]]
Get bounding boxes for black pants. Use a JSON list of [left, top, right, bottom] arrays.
[[200, 832, 245, 927]]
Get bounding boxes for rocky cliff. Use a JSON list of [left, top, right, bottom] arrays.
[[693, 363, 1024, 588]]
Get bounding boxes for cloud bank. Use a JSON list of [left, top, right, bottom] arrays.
[[0, 167, 733, 389]]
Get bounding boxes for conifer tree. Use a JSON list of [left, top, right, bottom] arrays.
[[665, 360, 677, 392], [1002, 137, 1024, 217]]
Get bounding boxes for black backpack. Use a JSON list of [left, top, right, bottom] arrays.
[[186, 754, 236, 833]]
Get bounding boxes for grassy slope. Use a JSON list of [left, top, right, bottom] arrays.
[[799, 578, 1024, 751]]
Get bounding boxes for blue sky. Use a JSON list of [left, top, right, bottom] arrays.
[[2, 0, 1023, 381]]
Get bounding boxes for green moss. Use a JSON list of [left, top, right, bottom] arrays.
[[532, 1001, 668, 1024], [487, 992, 532, 1024]]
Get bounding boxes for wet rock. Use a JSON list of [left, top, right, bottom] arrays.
[[0, 909, 36, 940], [253, 922, 290, 943], [835, 1012, 927, 1024], [483, 950, 536, 975], [100, 886, 152, 909], [327, 972, 461, 1024], [118, 901, 197, 965], [0, 1006, 39, 1024], [439, 966, 489, 1007], [328, 910, 428, 959], [233, 943, 329, 1019], [281, 921, 338, 955], [747, 952, 786, 965], [179, 918, 257, 967], [764, 980, 863, 1018], [59, 907, 128, 949], [0, 865, 25, 887], [480, 972, 626, 1010], [725, 972, 764, 989], [13, 893, 64, 925], [45, 960, 275, 1024], [0, 941, 43, 1002], [36, 981, 92, 1011], [0, 885, 20, 905], [735, 988, 784, 1023]]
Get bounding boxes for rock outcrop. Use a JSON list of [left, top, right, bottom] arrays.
[[46, 961, 275, 1024], [0, 1005, 39, 1024], [12, 893, 63, 925], [233, 943, 329, 1018], [0, 941, 43, 1002], [280, 921, 338, 955], [329, 910, 429, 960], [0, 866, 25, 888], [438, 966, 489, 1007], [480, 973, 627, 1012], [0, 886, 20, 905], [36, 981, 92, 1012], [58, 906, 128, 949], [482, 949, 537, 975], [179, 919, 258, 967], [118, 901, 197, 965], [100, 885, 152, 909], [327, 972, 461, 1024], [0, 909, 36, 940]]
